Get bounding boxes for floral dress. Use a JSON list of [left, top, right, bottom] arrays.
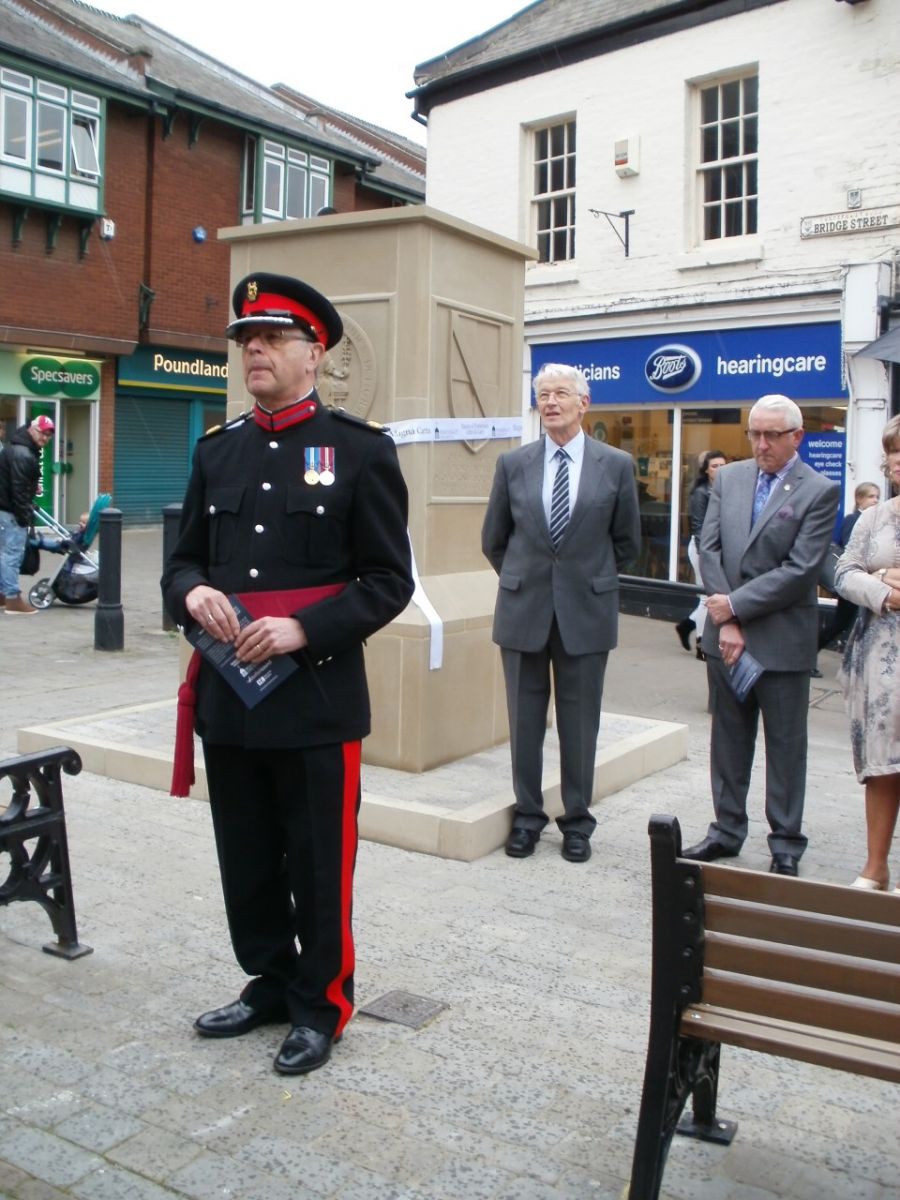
[[834, 500, 900, 782]]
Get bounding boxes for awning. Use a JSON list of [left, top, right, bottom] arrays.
[[855, 326, 900, 363]]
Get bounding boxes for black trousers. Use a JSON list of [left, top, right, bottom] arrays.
[[202, 741, 361, 1038]]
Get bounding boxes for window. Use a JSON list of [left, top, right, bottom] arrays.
[[697, 74, 758, 241], [242, 136, 332, 223], [0, 69, 103, 211], [532, 120, 576, 263]]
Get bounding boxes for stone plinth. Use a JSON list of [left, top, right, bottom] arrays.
[[220, 206, 536, 771]]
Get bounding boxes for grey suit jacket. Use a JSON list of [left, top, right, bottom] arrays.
[[481, 436, 641, 655], [699, 457, 840, 671]]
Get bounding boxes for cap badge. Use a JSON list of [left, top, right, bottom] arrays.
[[246, 280, 258, 302]]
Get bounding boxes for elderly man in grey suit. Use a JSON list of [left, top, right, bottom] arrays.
[[683, 394, 840, 876], [482, 364, 640, 863]]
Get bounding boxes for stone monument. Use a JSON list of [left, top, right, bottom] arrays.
[[220, 205, 537, 771]]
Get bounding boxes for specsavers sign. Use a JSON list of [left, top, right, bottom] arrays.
[[530, 322, 847, 405], [0, 352, 102, 400]]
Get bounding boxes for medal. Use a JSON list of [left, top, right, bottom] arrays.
[[304, 446, 335, 487]]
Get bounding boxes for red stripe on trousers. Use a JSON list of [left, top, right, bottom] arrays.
[[325, 739, 361, 1035]]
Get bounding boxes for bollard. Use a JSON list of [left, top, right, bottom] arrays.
[[161, 503, 183, 631], [94, 507, 124, 651]]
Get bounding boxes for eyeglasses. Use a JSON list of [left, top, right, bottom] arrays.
[[234, 328, 315, 350], [746, 428, 798, 443], [537, 388, 580, 403]]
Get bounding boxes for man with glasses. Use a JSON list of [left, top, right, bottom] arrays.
[[162, 272, 413, 1075], [482, 363, 640, 863], [681, 394, 839, 876]]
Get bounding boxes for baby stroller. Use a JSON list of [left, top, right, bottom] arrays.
[[27, 494, 111, 609]]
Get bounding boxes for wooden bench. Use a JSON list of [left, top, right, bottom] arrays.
[[0, 746, 92, 959], [628, 814, 900, 1200]]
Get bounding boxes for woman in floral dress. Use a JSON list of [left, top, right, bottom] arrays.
[[834, 414, 900, 891]]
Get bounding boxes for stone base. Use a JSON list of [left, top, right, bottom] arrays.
[[18, 705, 687, 862]]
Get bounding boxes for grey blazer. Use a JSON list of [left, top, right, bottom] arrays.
[[481, 436, 641, 656], [699, 457, 840, 671]]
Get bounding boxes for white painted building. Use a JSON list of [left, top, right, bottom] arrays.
[[412, 0, 900, 586]]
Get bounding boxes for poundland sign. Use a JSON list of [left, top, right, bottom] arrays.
[[118, 344, 228, 394], [15, 355, 101, 398]]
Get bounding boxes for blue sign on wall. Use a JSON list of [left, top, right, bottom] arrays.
[[530, 323, 847, 406], [799, 429, 847, 538]]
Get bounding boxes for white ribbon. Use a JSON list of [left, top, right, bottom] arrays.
[[385, 416, 522, 446], [407, 533, 443, 671]]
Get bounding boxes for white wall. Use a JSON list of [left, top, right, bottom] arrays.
[[424, 0, 900, 315]]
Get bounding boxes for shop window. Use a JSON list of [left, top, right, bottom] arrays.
[[532, 119, 576, 263], [696, 73, 758, 241], [242, 135, 331, 223], [0, 69, 103, 212]]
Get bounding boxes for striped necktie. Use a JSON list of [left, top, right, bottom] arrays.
[[752, 472, 778, 526], [549, 448, 571, 546]]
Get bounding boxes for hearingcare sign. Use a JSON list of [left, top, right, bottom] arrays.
[[530, 323, 848, 406]]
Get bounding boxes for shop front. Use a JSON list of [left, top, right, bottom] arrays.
[[0, 350, 102, 524], [531, 322, 848, 587], [115, 345, 228, 525]]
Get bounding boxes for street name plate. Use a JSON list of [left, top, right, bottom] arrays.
[[359, 990, 448, 1029]]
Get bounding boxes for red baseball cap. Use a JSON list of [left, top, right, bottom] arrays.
[[32, 415, 55, 433]]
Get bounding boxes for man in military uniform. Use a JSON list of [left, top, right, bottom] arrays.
[[161, 272, 413, 1075]]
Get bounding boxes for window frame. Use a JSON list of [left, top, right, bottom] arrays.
[[243, 134, 333, 223], [695, 71, 759, 244], [0, 67, 104, 212], [531, 118, 576, 265]]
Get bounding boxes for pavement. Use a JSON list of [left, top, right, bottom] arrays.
[[1, 528, 898, 1200]]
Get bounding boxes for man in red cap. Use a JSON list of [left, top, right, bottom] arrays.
[[0, 414, 54, 614], [162, 272, 413, 1076]]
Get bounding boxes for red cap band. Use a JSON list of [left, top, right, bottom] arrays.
[[239, 291, 328, 345]]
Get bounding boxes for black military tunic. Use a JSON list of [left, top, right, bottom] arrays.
[[161, 393, 413, 1037]]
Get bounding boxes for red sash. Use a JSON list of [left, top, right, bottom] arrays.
[[171, 583, 346, 797]]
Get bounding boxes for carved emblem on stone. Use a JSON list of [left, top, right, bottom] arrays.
[[448, 311, 503, 454], [319, 312, 377, 419]]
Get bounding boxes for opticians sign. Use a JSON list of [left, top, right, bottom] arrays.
[[531, 322, 847, 405], [21, 357, 101, 398]]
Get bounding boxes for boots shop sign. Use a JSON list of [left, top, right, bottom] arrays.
[[19, 356, 101, 399]]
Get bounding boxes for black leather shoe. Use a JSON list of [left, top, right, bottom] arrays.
[[681, 836, 739, 863], [274, 1026, 338, 1075], [770, 853, 799, 877], [675, 618, 695, 651], [194, 999, 286, 1038], [505, 827, 540, 858], [561, 831, 591, 863]]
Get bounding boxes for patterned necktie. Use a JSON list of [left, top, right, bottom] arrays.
[[752, 472, 777, 526], [549, 448, 571, 546]]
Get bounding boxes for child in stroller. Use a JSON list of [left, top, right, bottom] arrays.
[[27, 494, 111, 609]]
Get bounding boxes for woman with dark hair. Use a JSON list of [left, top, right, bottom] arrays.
[[834, 415, 900, 891], [675, 449, 727, 658]]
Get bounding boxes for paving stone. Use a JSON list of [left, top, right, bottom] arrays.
[[105, 1125, 204, 1180], [0, 1118, 103, 1187], [69, 1165, 184, 1200], [51, 1102, 147, 1154]]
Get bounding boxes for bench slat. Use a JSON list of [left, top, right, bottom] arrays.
[[701, 969, 900, 1042], [705, 896, 900, 963], [701, 861, 900, 926], [706, 931, 900, 1004], [681, 1002, 900, 1083]]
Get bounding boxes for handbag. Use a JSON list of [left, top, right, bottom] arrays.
[[20, 534, 40, 576]]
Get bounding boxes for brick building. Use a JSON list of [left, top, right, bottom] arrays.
[[412, 0, 899, 591], [1, 0, 425, 523]]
